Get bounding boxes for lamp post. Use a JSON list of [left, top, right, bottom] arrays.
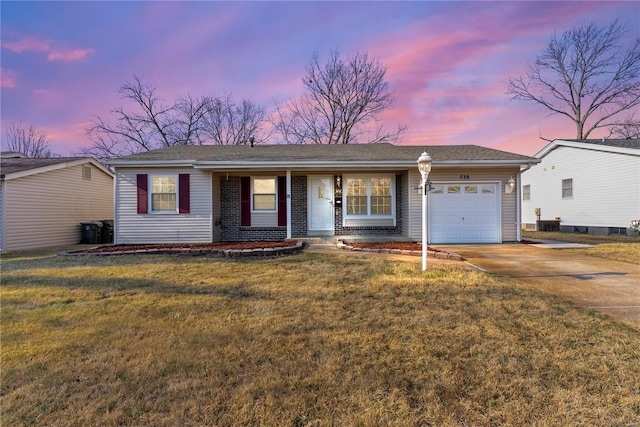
[[417, 151, 432, 271]]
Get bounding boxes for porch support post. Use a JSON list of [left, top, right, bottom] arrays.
[[286, 170, 292, 239]]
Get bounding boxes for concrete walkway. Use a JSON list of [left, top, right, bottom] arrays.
[[435, 243, 640, 330]]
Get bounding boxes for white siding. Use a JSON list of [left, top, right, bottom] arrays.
[[251, 212, 278, 226], [409, 168, 519, 243], [115, 168, 212, 244], [3, 163, 113, 251], [212, 174, 222, 242], [521, 147, 640, 228]]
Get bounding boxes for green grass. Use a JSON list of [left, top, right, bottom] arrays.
[[523, 231, 640, 264], [2, 250, 639, 426]]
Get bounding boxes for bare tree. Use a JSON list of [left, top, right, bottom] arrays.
[[2, 122, 55, 158], [507, 20, 640, 139], [201, 95, 267, 145], [273, 50, 406, 144], [85, 75, 192, 159], [608, 115, 640, 139], [83, 76, 268, 160]]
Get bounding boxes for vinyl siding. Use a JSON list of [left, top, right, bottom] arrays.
[[3, 163, 113, 251], [409, 168, 519, 242], [212, 174, 222, 242], [521, 146, 640, 228], [115, 168, 212, 244]]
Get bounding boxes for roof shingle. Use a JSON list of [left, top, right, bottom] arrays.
[[110, 143, 536, 164]]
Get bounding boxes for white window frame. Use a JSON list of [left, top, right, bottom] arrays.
[[251, 176, 277, 212], [343, 174, 395, 218], [523, 184, 531, 201], [562, 178, 573, 199], [149, 174, 178, 214]]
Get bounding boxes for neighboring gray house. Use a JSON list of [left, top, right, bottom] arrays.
[[0, 155, 114, 251], [108, 143, 538, 245], [521, 139, 640, 235]]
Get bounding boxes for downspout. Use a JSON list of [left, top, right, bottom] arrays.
[[1, 178, 5, 251], [113, 170, 119, 245], [516, 163, 534, 242]]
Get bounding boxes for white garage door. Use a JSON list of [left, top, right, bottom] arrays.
[[429, 183, 500, 243]]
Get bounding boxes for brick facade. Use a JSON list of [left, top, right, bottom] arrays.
[[219, 173, 404, 241]]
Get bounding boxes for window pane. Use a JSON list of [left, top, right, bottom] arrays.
[[347, 196, 367, 215], [562, 179, 573, 198], [371, 195, 391, 215], [432, 185, 444, 194], [371, 178, 391, 195], [152, 176, 176, 193], [152, 193, 176, 211], [481, 186, 495, 194], [523, 185, 531, 201], [254, 178, 275, 193], [253, 194, 276, 210], [347, 178, 366, 195], [151, 176, 176, 211], [448, 186, 460, 194], [465, 186, 477, 194]]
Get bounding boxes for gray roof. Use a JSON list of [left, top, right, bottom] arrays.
[[110, 143, 537, 165], [558, 139, 640, 150], [0, 157, 102, 178]]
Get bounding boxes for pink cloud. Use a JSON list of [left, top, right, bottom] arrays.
[[47, 48, 95, 62], [1, 68, 17, 88], [1, 36, 50, 53], [45, 120, 94, 155], [2, 34, 94, 62]]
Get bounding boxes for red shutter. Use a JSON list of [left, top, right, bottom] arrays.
[[179, 174, 190, 214], [240, 176, 251, 226], [278, 176, 287, 226], [137, 174, 148, 214]]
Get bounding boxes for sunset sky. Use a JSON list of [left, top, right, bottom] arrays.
[[2, 1, 639, 157]]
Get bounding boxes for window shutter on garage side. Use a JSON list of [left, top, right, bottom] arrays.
[[240, 176, 251, 226], [178, 174, 190, 214], [278, 176, 287, 226], [137, 174, 148, 214]]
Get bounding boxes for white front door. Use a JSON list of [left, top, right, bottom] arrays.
[[429, 183, 500, 243], [308, 176, 334, 233]]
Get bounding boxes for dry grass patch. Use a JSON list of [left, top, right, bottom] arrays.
[[2, 251, 639, 426], [523, 231, 640, 264]]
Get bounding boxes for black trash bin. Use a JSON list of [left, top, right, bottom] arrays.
[[100, 220, 114, 244], [80, 221, 102, 244]]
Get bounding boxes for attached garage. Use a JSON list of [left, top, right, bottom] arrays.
[[428, 182, 501, 243]]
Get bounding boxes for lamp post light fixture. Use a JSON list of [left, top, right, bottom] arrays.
[[417, 151, 432, 271], [505, 176, 516, 193]]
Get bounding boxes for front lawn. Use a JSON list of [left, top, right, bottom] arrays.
[[523, 231, 640, 264], [1, 251, 639, 426]]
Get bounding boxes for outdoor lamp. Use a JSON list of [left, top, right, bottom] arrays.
[[417, 151, 432, 271], [417, 152, 432, 191], [505, 176, 516, 193]]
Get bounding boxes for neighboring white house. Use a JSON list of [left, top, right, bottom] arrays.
[[521, 139, 640, 235], [0, 155, 114, 251], [108, 143, 539, 245]]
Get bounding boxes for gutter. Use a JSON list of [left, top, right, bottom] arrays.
[[108, 159, 539, 170]]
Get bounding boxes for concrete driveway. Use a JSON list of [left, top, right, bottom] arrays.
[[435, 243, 640, 330]]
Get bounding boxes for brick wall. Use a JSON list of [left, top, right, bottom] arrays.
[[220, 176, 287, 241], [291, 176, 307, 237], [220, 173, 405, 240]]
